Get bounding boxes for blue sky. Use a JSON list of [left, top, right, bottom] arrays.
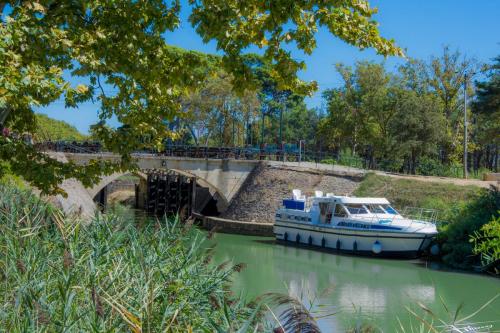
[[36, 0, 500, 134]]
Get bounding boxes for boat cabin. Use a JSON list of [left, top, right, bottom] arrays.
[[278, 189, 401, 226]]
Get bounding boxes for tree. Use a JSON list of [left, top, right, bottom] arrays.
[[321, 62, 398, 163], [426, 46, 477, 163], [181, 71, 260, 146], [0, 1, 402, 194], [34, 114, 86, 141], [389, 90, 445, 173], [472, 56, 500, 171]]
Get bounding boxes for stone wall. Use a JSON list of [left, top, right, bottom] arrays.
[[194, 213, 274, 236]]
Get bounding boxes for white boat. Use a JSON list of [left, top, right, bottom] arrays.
[[273, 189, 438, 258]]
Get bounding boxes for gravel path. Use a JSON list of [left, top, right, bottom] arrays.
[[222, 164, 361, 223]]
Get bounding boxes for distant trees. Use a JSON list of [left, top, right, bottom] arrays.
[[180, 71, 260, 147], [34, 114, 86, 141], [320, 48, 498, 175], [472, 56, 500, 171]]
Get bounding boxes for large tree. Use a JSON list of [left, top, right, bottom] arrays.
[[472, 56, 500, 170], [0, 0, 402, 194]]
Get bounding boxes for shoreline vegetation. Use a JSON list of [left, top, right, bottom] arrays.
[[1, 183, 499, 332], [354, 173, 499, 274]]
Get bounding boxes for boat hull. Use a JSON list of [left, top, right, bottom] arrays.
[[274, 221, 435, 259]]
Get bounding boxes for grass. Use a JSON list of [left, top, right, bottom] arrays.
[[0, 184, 337, 332], [353, 173, 483, 220], [0, 184, 255, 332]]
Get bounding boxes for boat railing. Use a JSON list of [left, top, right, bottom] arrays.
[[348, 207, 439, 228], [401, 207, 439, 224]]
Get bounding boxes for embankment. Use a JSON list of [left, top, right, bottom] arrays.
[[221, 163, 363, 223]]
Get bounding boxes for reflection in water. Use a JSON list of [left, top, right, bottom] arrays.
[[211, 233, 500, 332]]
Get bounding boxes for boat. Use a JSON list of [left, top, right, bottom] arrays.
[[273, 189, 438, 258]]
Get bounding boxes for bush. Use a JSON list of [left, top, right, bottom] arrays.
[[416, 157, 448, 176], [0, 184, 254, 331], [440, 186, 500, 270], [471, 214, 500, 274]]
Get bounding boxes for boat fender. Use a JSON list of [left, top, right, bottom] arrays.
[[284, 232, 288, 242], [430, 244, 440, 256], [336, 239, 341, 250], [372, 240, 382, 254], [308, 235, 313, 245], [321, 237, 326, 247], [296, 233, 301, 243], [353, 241, 358, 252]]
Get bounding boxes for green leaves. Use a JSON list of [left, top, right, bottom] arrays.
[[0, 0, 401, 192], [190, 0, 403, 94]]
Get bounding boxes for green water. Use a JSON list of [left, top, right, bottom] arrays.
[[211, 233, 500, 332]]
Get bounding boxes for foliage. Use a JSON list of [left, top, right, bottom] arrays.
[[34, 113, 86, 141], [320, 48, 498, 176], [472, 56, 500, 162], [320, 61, 446, 169], [473, 56, 500, 115], [471, 214, 500, 274], [0, 1, 401, 194], [180, 70, 260, 146], [440, 186, 500, 270], [0, 183, 259, 331]]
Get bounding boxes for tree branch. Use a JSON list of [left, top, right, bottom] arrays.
[[0, 107, 11, 126]]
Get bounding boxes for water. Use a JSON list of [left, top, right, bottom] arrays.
[[211, 233, 500, 332]]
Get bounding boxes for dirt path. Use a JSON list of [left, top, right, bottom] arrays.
[[269, 161, 498, 189]]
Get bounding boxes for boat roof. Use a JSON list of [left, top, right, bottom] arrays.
[[336, 196, 390, 205], [313, 196, 390, 205]]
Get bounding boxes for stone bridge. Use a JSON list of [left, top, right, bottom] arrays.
[[50, 152, 260, 218]]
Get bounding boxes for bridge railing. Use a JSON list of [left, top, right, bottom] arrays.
[[35, 141, 104, 154], [35, 141, 496, 178]]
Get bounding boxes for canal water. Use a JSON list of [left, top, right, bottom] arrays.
[[210, 232, 500, 332]]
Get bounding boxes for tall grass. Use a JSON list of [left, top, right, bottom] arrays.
[[0, 184, 254, 332]]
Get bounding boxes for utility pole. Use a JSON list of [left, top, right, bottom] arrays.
[[260, 109, 265, 147], [299, 140, 305, 164], [463, 72, 468, 179]]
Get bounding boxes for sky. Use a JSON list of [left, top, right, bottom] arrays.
[[36, 0, 500, 134]]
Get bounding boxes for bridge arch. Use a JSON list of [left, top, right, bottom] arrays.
[[90, 168, 229, 213], [89, 171, 147, 199]]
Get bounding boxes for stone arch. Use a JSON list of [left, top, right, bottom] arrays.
[[89, 168, 229, 212], [88, 171, 147, 199]]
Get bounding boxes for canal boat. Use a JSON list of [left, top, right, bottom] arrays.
[[273, 189, 438, 258]]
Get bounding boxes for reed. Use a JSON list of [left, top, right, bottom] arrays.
[[0, 184, 253, 332]]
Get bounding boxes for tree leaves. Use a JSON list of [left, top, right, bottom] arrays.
[[0, 0, 401, 193]]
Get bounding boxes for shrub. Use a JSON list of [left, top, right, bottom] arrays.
[[440, 186, 500, 270], [416, 157, 448, 176], [471, 214, 500, 275]]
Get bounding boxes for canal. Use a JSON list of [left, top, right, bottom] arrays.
[[210, 232, 500, 332]]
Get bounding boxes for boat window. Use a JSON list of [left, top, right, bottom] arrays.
[[381, 205, 398, 215], [333, 204, 348, 217], [345, 204, 369, 214], [366, 204, 386, 214], [319, 202, 334, 224]]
